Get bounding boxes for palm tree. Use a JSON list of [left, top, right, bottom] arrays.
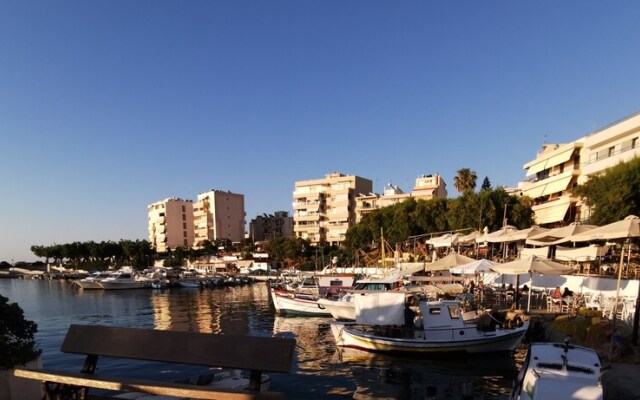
[[453, 168, 478, 193]]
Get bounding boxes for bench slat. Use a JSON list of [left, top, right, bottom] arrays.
[[62, 325, 296, 373], [13, 368, 285, 400]]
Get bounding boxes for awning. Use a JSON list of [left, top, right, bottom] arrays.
[[522, 184, 546, 198], [525, 161, 547, 177], [545, 148, 575, 169], [534, 202, 571, 225], [542, 176, 574, 196]]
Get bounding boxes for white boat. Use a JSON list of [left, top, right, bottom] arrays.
[[270, 274, 355, 316], [510, 339, 603, 400], [330, 293, 529, 355], [317, 275, 406, 321], [98, 267, 151, 290], [73, 271, 114, 290], [270, 288, 332, 316]]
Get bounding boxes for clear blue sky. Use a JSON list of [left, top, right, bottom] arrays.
[[2, 1, 640, 262]]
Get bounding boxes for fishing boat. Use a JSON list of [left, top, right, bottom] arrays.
[[270, 274, 355, 316], [317, 275, 406, 321], [510, 338, 603, 400], [330, 293, 529, 355]]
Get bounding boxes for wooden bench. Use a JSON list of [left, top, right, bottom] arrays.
[[13, 324, 296, 400]]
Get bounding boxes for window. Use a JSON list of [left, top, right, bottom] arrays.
[[608, 146, 615, 157], [448, 305, 460, 319], [183, 222, 187, 229], [633, 138, 638, 149], [429, 308, 441, 315]]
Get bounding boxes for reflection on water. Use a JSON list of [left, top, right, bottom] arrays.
[[0, 279, 523, 399]]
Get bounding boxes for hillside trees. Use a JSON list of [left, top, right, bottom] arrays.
[[344, 187, 534, 251]]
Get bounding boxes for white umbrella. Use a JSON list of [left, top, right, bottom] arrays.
[[450, 259, 497, 275], [491, 256, 574, 311], [526, 222, 597, 246], [489, 226, 550, 244], [424, 252, 476, 272], [425, 233, 460, 248], [568, 215, 640, 328]]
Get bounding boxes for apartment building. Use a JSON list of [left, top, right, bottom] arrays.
[[521, 143, 583, 226], [521, 111, 640, 225], [147, 198, 194, 253], [193, 190, 246, 246], [578, 112, 640, 220], [249, 211, 293, 242], [355, 174, 448, 223], [293, 172, 372, 246]]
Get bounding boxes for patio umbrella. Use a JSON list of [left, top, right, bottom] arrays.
[[425, 233, 460, 248], [489, 226, 550, 244], [568, 215, 640, 333], [526, 222, 597, 246], [491, 256, 574, 311], [449, 259, 497, 274], [423, 252, 476, 272]]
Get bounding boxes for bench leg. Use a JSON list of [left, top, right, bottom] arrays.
[[43, 381, 88, 400], [248, 370, 262, 391]]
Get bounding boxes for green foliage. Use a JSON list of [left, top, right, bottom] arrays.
[[453, 168, 478, 193], [264, 237, 310, 266], [0, 295, 40, 369], [574, 157, 640, 225], [344, 188, 535, 250], [481, 176, 492, 191], [549, 315, 593, 344]]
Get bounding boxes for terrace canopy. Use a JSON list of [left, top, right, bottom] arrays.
[[449, 259, 497, 275]]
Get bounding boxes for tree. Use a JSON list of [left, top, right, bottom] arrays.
[[481, 176, 492, 191], [453, 168, 478, 193], [574, 157, 640, 225]]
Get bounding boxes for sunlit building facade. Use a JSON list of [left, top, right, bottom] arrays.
[[147, 197, 194, 253], [193, 190, 246, 246], [293, 172, 372, 246]]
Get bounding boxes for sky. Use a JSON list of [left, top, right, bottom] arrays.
[[2, 1, 640, 262]]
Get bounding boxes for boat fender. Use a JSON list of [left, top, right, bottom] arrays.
[[514, 316, 523, 327]]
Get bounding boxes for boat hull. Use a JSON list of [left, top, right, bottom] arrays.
[[270, 289, 331, 316], [330, 321, 529, 354], [99, 281, 151, 290], [73, 281, 104, 290]]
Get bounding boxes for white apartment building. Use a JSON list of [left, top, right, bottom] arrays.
[[521, 143, 583, 225], [193, 190, 246, 246], [578, 111, 640, 220], [355, 174, 448, 223], [522, 111, 640, 225], [293, 172, 372, 246], [147, 198, 194, 253]]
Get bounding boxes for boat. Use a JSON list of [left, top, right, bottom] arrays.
[[317, 275, 406, 321], [98, 267, 151, 290], [270, 274, 355, 316], [270, 288, 332, 316], [510, 338, 603, 400], [330, 293, 529, 355], [73, 271, 114, 290]]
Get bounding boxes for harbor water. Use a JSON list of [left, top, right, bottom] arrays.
[[0, 279, 524, 399]]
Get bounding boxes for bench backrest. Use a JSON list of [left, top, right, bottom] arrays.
[[61, 325, 296, 373]]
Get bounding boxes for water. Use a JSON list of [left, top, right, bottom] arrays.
[[0, 279, 523, 399]]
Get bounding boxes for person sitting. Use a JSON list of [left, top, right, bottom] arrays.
[[562, 287, 574, 298], [551, 286, 562, 299], [521, 284, 529, 292]]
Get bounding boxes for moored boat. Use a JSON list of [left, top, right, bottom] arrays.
[[98, 267, 151, 290], [73, 271, 113, 290], [270, 288, 332, 316], [330, 293, 529, 355], [317, 275, 406, 321], [510, 338, 603, 400]]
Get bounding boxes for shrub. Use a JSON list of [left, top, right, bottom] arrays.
[[0, 294, 40, 369]]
